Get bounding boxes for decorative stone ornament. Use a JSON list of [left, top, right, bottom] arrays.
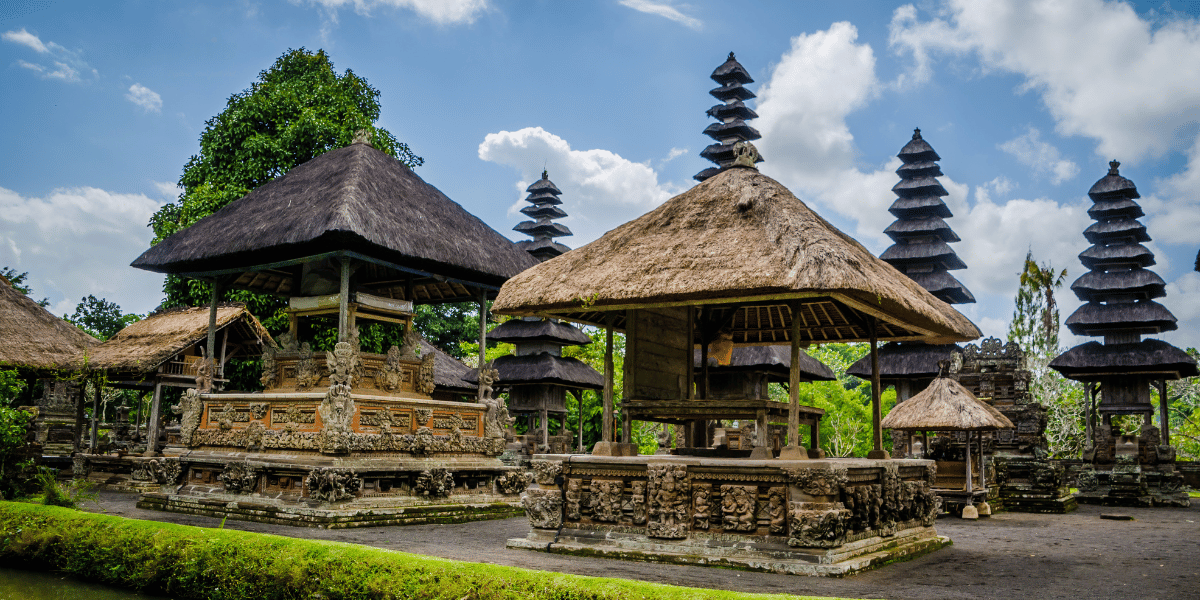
[[219, 461, 258, 494], [646, 463, 689, 539], [175, 388, 203, 447], [521, 488, 563, 529], [304, 467, 360, 503], [414, 468, 455, 497]]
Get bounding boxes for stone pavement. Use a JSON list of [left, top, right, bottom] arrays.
[[85, 491, 1199, 600]]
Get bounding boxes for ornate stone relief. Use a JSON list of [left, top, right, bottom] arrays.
[[564, 478, 583, 520], [219, 461, 258, 494], [691, 483, 713, 530], [843, 484, 882, 532], [417, 353, 436, 396], [766, 487, 787, 534], [194, 357, 214, 393], [787, 502, 851, 548], [399, 326, 422, 361], [720, 485, 757, 532], [629, 480, 648, 525], [376, 345, 406, 392], [589, 479, 623, 522], [787, 467, 848, 497], [317, 383, 356, 453], [414, 468, 455, 497], [260, 344, 279, 389], [647, 464, 689, 539], [249, 403, 269, 421], [496, 471, 531, 495], [132, 458, 182, 485], [414, 408, 433, 427], [522, 488, 563, 529], [531, 460, 563, 486], [305, 467, 360, 503], [326, 341, 362, 388], [295, 343, 318, 391], [174, 388, 203, 447]]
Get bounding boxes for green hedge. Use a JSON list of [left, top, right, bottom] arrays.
[[0, 502, 852, 600]]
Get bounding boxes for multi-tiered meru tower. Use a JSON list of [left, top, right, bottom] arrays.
[[695, 52, 762, 182], [1052, 161, 1196, 507]]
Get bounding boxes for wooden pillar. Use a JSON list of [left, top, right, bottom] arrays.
[[88, 378, 101, 452], [132, 391, 144, 443], [1159, 379, 1170, 446], [602, 319, 614, 444], [779, 300, 807, 459], [143, 382, 163, 457], [338, 258, 351, 342], [540, 408, 549, 449], [964, 431, 974, 495], [218, 329, 229, 382], [72, 383, 86, 454], [977, 431, 985, 490], [576, 390, 585, 453], [477, 289, 487, 401], [867, 317, 888, 459], [1084, 382, 1095, 449], [810, 420, 820, 453], [1089, 384, 1099, 448]]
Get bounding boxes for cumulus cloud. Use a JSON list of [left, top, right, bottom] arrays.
[[0, 186, 167, 317], [152, 181, 183, 199], [478, 126, 682, 244], [125, 83, 162, 113], [618, 0, 702, 30], [998, 126, 1079, 184], [2, 28, 95, 83], [304, 0, 489, 25]]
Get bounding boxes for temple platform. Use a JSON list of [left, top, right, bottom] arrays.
[[508, 454, 948, 576]]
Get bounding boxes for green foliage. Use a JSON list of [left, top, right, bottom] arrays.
[[35, 469, 96, 509], [64, 295, 141, 341], [783, 343, 895, 458], [1008, 250, 1068, 355], [1, 267, 49, 307], [0, 503, 829, 600], [562, 326, 625, 451], [1167, 348, 1200, 460], [0, 371, 25, 406], [418, 302, 486, 360], [0, 408, 36, 500]]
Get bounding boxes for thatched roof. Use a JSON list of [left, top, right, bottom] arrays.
[[846, 342, 959, 380], [0, 277, 99, 370], [87, 305, 271, 374], [492, 168, 980, 346], [880, 375, 1014, 431], [131, 142, 538, 302], [694, 346, 835, 382], [488, 319, 592, 346], [462, 354, 604, 389], [1049, 339, 1198, 380], [419, 339, 477, 395]]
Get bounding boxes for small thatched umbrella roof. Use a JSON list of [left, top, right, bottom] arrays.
[[87, 305, 271, 375], [492, 168, 980, 346], [881, 373, 1014, 431], [131, 141, 538, 302], [0, 276, 99, 370]]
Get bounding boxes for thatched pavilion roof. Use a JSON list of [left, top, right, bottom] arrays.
[[131, 141, 538, 302], [880, 375, 1014, 431], [492, 168, 981, 346], [0, 277, 99, 370], [87, 305, 271, 375]]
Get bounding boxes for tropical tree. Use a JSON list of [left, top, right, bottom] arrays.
[[1166, 348, 1200, 460], [1009, 250, 1068, 354], [1, 267, 48, 307], [64, 295, 141, 341]]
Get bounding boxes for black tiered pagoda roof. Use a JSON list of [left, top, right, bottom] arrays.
[[514, 171, 573, 262], [695, 52, 763, 182], [1051, 161, 1197, 380]]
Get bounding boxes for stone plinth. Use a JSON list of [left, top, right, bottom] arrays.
[[508, 455, 948, 576], [992, 456, 1077, 514]]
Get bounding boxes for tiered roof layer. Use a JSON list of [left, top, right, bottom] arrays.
[[695, 52, 763, 182]]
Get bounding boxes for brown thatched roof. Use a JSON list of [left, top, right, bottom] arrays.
[[846, 342, 959, 380], [492, 168, 980, 345], [880, 375, 1014, 431], [87, 305, 270, 374], [131, 142, 538, 301], [0, 277, 99, 370]]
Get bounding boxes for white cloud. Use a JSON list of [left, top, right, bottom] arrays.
[[2, 28, 48, 53], [1142, 142, 1200, 245], [0, 186, 167, 317], [998, 126, 1079, 184], [16, 59, 43, 73], [152, 181, 183, 199], [618, 0, 702, 30], [661, 147, 688, 165], [305, 0, 489, 25], [125, 83, 162, 113], [478, 126, 682, 244], [1163, 271, 1200, 349]]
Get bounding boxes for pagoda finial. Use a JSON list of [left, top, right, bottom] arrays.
[[728, 51, 736, 60], [1108, 160, 1120, 175], [352, 129, 371, 145], [913, 127, 922, 139], [542, 169, 549, 180]]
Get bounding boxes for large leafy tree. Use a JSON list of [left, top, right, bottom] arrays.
[[64, 295, 141, 341], [1, 267, 48, 307]]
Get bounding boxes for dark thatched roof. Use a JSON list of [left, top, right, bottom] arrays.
[[419, 339, 477, 395], [846, 342, 959, 380], [1049, 339, 1198, 380], [694, 346, 835, 382], [87, 305, 271, 374], [488, 319, 592, 346], [131, 142, 538, 298], [880, 375, 1014, 431], [492, 168, 981, 346], [0, 277, 99, 370], [462, 354, 604, 389], [1065, 300, 1177, 336]]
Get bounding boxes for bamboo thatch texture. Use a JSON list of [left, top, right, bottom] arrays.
[[880, 376, 1014, 431], [492, 168, 979, 345], [86, 305, 270, 374], [0, 277, 99, 370]]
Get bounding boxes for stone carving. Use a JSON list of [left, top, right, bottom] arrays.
[[767, 487, 787, 534], [788, 502, 851, 548], [531, 460, 563, 486], [843, 484, 882, 532], [647, 464, 689, 538], [376, 345, 407, 392], [412, 426, 436, 454], [564, 478, 583, 520], [414, 468, 455, 497], [277, 331, 299, 353], [731, 140, 760, 168], [629, 480, 648, 525], [216, 403, 236, 430], [417, 353, 436, 396], [194, 357, 214, 393], [692, 483, 713, 530], [522, 488, 563, 529], [174, 388, 203, 447], [721, 485, 758, 532], [1077, 469, 1099, 492], [260, 344, 279, 389], [327, 341, 362, 388], [414, 408, 433, 426], [72, 454, 89, 480], [478, 362, 499, 400], [787, 467, 848, 497], [219, 461, 258, 494], [305, 467, 360, 503], [481, 370, 513, 440], [132, 458, 182, 485], [38, 380, 78, 413], [244, 421, 265, 450], [317, 383, 356, 453], [589, 479, 624, 522], [496, 471, 531, 495], [399, 326, 422, 361], [250, 403, 268, 421], [295, 343, 319, 391]]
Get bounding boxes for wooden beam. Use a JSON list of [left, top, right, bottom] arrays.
[[338, 257, 351, 342]]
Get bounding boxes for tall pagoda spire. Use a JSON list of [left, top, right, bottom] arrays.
[[695, 52, 763, 182], [880, 128, 974, 304], [1064, 161, 1173, 342], [514, 170, 572, 262]]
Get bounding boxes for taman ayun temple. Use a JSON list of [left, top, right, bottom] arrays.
[[1051, 161, 1197, 507], [490, 53, 982, 575], [127, 132, 541, 526]]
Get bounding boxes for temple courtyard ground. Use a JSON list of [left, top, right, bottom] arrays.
[[84, 491, 1196, 600]]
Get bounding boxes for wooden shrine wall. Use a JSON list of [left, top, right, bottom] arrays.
[[625, 307, 692, 401]]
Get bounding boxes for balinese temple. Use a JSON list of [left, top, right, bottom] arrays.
[[1051, 161, 1196, 507], [694, 52, 762, 182], [128, 132, 541, 526], [466, 172, 603, 462], [495, 54, 980, 576]]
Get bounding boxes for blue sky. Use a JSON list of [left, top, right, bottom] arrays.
[[2, 0, 1198, 351]]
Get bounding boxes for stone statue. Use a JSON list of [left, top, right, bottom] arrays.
[[399, 325, 423, 361], [173, 388, 203, 447], [326, 341, 361, 388], [260, 344, 279, 389], [731, 141, 761, 169], [295, 343, 318, 390], [479, 364, 510, 439], [376, 345, 405, 392], [194, 357, 214, 393]]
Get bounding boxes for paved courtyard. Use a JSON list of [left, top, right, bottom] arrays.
[[85, 492, 1198, 600]]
